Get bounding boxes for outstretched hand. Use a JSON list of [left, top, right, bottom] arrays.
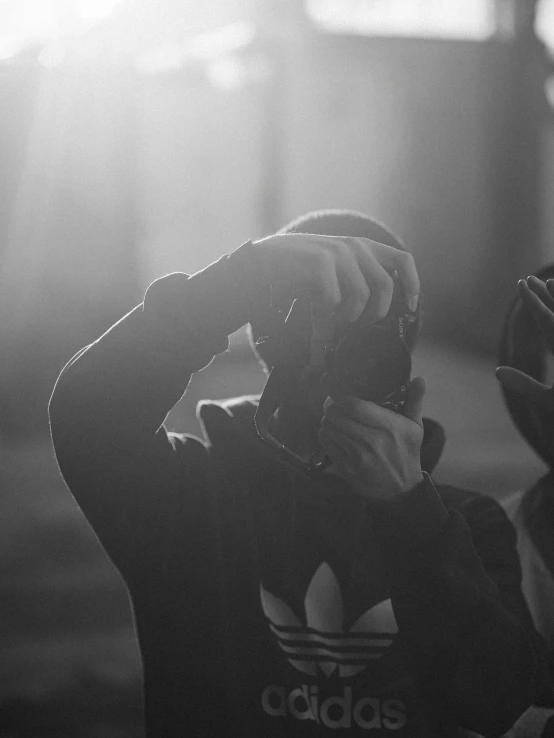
[[496, 275, 554, 409]]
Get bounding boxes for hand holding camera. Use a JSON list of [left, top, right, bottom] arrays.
[[253, 233, 420, 331], [253, 231, 425, 489], [318, 379, 426, 501]]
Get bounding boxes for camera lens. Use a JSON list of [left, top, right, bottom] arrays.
[[330, 326, 412, 403]]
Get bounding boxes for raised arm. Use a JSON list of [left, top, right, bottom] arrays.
[[49, 234, 419, 579]]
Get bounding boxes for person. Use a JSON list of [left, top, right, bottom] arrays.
[[49, 210, 550, 737], [495, 270, 554, 738], [497, 270, 554, 667]]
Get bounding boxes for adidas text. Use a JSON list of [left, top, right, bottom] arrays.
[[261, 684, 406, 730]]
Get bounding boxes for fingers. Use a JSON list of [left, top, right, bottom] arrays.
[[402, 376, 426, 427], [350, 243, 395, 323], [308, 238, 393, 326], [308, 250, 343, 311], [317, 427, 351, 474], [334, 249, 371, 326], [526, 275, 554, 311], [318, 419, 375, 482], [357, 239, 420, 312], [496, 274, 554, 407], [548, 278, 554, 299], [519, 277, 554, 350], [257, 232, 420, 327], [324, 393, 391, 428], [495, 365, 552, 399]]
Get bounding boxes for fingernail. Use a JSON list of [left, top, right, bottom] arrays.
[[528, 275, 540, 283], [409, 295, 419, 312]]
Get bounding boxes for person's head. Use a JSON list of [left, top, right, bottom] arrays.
[[250, 209, 416, 457], [499, 263, 554, 468]]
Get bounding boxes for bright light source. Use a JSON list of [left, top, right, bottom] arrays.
[[77, 0, 122, 22], [2, 0, 59, 41], [0, 0, 123, 51], [536, 0, 554, 54], [0, 36, 22, 61], [38, 42, 66, 68], [307, 0, 496, 40]]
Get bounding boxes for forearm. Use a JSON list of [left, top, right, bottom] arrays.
[[48, 242, 266, 571], [49, 240, 268, 446]]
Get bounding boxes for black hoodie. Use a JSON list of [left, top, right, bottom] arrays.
[[49, 244, 551, 737]]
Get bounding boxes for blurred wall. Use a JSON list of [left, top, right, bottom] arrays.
[[136, 30, 547, 354], [276, 33, 542, 352], [540, 124, 554, 264], [0, 9, 550, 440], [137, 48, 266, 281], [0, 51, 142, 437]]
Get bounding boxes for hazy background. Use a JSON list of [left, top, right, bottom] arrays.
[[1, 0, 554, 734]]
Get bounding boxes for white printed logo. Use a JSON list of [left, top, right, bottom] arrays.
[[261, 683, 407, 730], [260, 561, 398, 678]]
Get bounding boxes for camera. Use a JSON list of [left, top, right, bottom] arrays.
[[323, 280, 415, 411], [254, 278, 418, 478]]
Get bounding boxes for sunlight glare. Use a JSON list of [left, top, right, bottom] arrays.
[[77, 0, 122, 22], [0, 0, 123, 51], [306, 0, 495, 40]]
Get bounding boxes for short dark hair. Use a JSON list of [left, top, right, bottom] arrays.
[[276, 209, 406, 249]]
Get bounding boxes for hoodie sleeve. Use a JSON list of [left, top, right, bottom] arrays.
[[49, 241, 268, 581], [372, 474, 553, 737]]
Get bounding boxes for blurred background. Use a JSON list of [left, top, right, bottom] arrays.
[[1, 0, 554, 734]]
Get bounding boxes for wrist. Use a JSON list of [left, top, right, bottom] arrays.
[[143, 241, 270, 344], [370, 473, 450, 556]]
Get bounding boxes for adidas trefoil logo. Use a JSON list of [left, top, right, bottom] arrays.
[[260, 562, 398, 678]]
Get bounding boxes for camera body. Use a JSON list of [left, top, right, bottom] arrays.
[[324, 280, 416, 412], [254, 279, 418, 478]]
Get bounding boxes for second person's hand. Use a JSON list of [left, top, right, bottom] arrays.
[[496, 275, 554, 408]]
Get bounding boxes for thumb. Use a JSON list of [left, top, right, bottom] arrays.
[[495, 366, 552, 400], [403, 376, 426, 427]]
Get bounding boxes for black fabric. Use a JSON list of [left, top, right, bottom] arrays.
[[520, 475, 554, 583], [49, 249, 553, 736]]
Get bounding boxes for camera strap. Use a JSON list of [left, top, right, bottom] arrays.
[[254, 299, 330, 478]]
